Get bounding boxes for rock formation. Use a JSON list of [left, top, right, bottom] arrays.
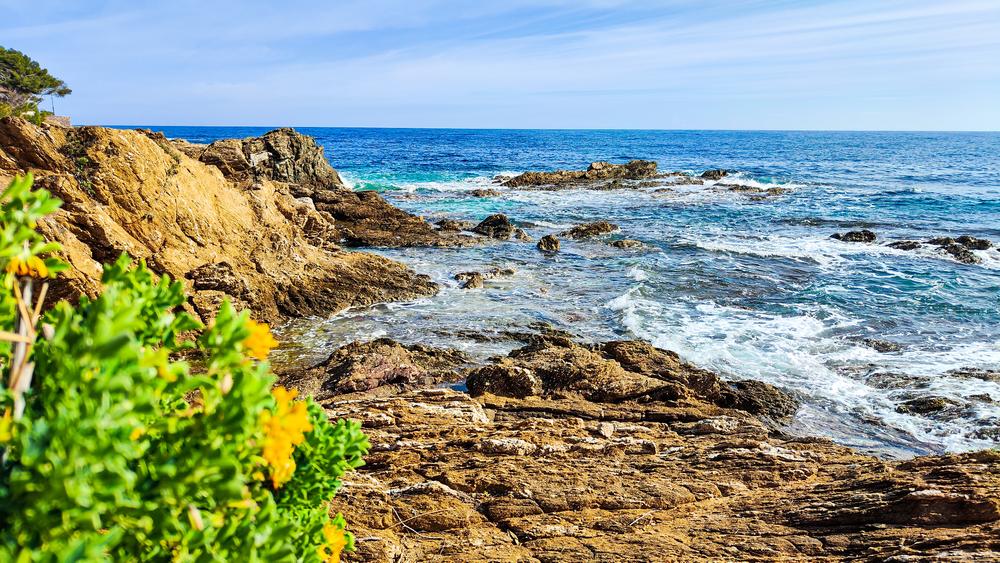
[[831, 230, 877, 243], [560, 221, 619, 239], [503, 160, 659, 188], [537, 234, 560, 252], [277, 336, 1000, 562], [180, 129, 479, 248], [0, 117, 437, 321]]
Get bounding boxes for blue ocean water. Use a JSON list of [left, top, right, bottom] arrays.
[[135, 126, 1000, 457]]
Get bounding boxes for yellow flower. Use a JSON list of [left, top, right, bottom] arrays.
[[0, 409, 13, 443], [5, 255, 48, 278], [243, 319, 278, 360], [129, 427, 145, 441], [260, 386, 312, 488], [317, 524, 348, 563]]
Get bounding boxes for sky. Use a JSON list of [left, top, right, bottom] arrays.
[[2, 0, 999, 130]]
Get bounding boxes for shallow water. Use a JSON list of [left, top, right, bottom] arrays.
[[141, 126, 1000, 458]]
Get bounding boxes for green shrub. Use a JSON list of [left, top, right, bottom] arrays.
[[0, 175, 369, 561]]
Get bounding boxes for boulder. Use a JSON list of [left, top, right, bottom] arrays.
[[537, 234, 560, 252], [610, 239, 643, 249], [956, 235, 992, 250], [275, 338, 472, 399], [473, 213, 516, 239], [560, 221, 619, 239], [700, 169, 730, 180], [940, 243, 981, 264], [455, 271, 484, 289], [435, 218, 473, 232], [470, 189, 501, 197], [832, 230, 877, 243], [888, 240, 922, 251]]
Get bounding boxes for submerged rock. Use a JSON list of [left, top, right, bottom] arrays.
[[831, 230, 877, 243], [940, 243, 981, 264], [887, 240, 922, 251], [925, 236, 988, 264], [503, 160, 658, 188], [537, 234, 560, 252], [862, 338, 903, 353], [455, 271, 484, 289], [560, 221, 619, 239], [610, 239, 643, 249], [470, 188, 501, 197]]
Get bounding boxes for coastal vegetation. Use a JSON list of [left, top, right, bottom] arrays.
[[0, 48, 70, 124], [0, 175, 368, 561]]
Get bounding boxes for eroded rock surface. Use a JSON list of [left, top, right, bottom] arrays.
[[181, 128, 478, 249], [503, 160, 659, 188], [288, 337, 1000, 562], [560, 221, 619, 239], [0, 118, 437, 321]]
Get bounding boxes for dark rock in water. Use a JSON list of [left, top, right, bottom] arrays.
[[485, 267, 516, 278], [503, 160, 658, 188], [561, 221, 619, 239], [537, 234, 560, 252], [956, 235, 992, 250], [455, 271, 484, 289], [276, 338, 472, 399], [720, 184, 789, 196], [947, 368, 1000, 383], [896, 396, 958, 415], [719, 380, 800, 422], [700, 169, 730, 181], [610, 239, 643, 249], [927, 237, 956, 246], [436, 218, 474, 231], [862, 338, 903, 353], [513, 228, 532, 242], [940, 243, 981, 264], [473, 213, 515, 239], [470, 189, 501, 197], [887, 240, 922, 251], [832, 230, 877, 243]]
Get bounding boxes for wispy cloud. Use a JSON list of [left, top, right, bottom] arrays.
[[2, 0, 998, 129]]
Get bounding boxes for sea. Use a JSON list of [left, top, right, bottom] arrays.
[[132, 126, 1000, 458]]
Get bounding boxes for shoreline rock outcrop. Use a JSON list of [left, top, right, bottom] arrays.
[[275, 336, 1000, 562], [503, 160, 659, 188], [0, 118, 438, 321], [179, 128, 479, 248]]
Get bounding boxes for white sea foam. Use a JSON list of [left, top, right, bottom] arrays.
[[605, 289, 1000, 453]]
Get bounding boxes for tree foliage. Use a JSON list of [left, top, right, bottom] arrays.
[[0, 175, 369, 562], [0, 47, 71, 116]]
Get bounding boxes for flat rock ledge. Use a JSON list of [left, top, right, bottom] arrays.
[[277, 337, 1000, 562]]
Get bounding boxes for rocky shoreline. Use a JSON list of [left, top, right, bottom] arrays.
[[3, 119, 998, 561]]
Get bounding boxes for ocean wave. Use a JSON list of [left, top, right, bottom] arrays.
[[604, 293, 999, 454]]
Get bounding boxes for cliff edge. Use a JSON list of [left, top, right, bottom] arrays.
[[0, 117, 436, 321]]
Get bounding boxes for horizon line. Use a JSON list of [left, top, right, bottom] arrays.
[[95, 124, 1000, 134]]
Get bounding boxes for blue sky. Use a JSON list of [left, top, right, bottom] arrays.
[[2, 0, 999, 130]]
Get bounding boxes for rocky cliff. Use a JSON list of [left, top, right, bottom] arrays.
[[0, 117, 437, 321]]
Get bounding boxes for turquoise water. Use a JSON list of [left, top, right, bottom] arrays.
[[139, 127, 1000, 457]]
